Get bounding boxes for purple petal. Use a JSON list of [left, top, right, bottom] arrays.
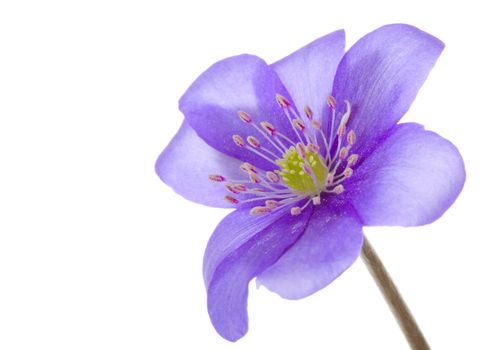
[[256, 201, 362, 300], [346, 123, 465, 226], [155, 121, 245, 208], [204, 206, 312, 341], [332, 24, 444, 154], [179, 55, 298, 170], [272, 30, 345, 127]]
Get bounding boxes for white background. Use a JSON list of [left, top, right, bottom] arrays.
[[1, 0, 490, 349]]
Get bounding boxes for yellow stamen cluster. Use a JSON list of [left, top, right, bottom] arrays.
[[276, 146, 327, 195]]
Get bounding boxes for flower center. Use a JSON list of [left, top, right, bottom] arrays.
[[209, 94, 359, 216], [277, 147, 327, 195]]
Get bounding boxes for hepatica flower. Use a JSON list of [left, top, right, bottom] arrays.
[[156, 24, 465, 342]]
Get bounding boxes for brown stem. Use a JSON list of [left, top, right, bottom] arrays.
[[361, 234, 430, 350]]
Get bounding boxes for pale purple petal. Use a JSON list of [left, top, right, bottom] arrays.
[[346, 123, 465, 226], [272, 30, 345, 128], [204, 206, 312, 341], [256, 200, 362, 300], [155, 121, 245, 208], [332, 24, 444, 155], [179, 55, 298, 170]]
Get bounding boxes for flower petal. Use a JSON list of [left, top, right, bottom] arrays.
[[332, 24, 444, 154], [204, 206, 312, 341], [155, 121, 245, 208], [346, 123, 465, 226], [271, 30, 345, 126], [179, 55, 298, 170], [256, 201, 362, 300]]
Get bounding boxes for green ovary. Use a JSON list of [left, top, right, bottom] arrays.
[[276, 146, 327, 195]]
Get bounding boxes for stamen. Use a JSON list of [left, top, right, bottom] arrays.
[[250, 206, 272, 215], [243, 190, 297, 199], [256, 193, 305, 210], [287, 105, 317, 145], [236, 193, 298, 207], [250, 123, 285, 155], [317, 126, 331, 162], [298, 198, 313, 212], [293, 118, 306, 132], [343, 167, 353, 178], [265, 200, 279, 209], [329, 103, 351, 162], [245, 136, 282, 160], [327, 106, 336, 161], [312, 195, 321, 205], [251, 187, 266, 193], [275, 94, 291, 108], [304, 106, 313, 120], [285, 110, 306, 145], [208, 174, 225, 182], [276, 99, 307, 145], [326, 172, 334, 186], [338, 124, 346, 138], [226, 184, 246, 194], [296, 143, 305, 158], [339, 147, 349, 160], [309, 118, 320, 146], [266, 171, 280, 183], [224, 195, 239, 204], [289, 106, 313, 144], [347, 154, 359, 166], [237, 111, 252, 123], [233, 184, 247, 191], [240, 162, 257, 173], [221, 179, 255, 184], [260, 121, 276, 136], [327, 95, 337, 110], [307, 143, 320, 153], [337, 101, 352, 137], [333, 184, 344, 194], [247, 136, 261, 148], [249, 172, 262, 184], [232, 135, 245, 147], [252, 173, 289, 192], [347, 130, 356, 146], [290, 207, 301, 215]]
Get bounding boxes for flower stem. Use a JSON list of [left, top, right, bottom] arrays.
[[361, 234, 430, 350]]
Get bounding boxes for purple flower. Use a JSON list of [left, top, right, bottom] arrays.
[[155, 24, 465, 341]]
